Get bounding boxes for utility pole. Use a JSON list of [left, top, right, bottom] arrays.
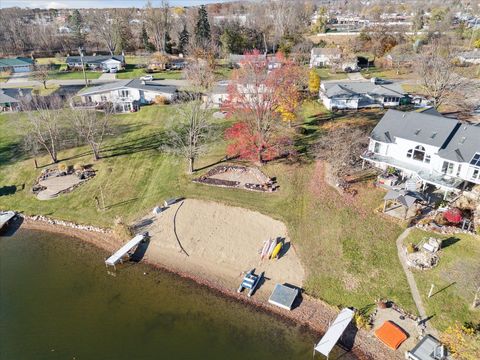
[[78, 47, 88, 87]]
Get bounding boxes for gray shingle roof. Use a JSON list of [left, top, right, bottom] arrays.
[[322, 81, 406, 98], [78, 79, 177, 96], [371, 109, 459, 147], [408, 335, 446, 360], [66, 55, 125, 64], [0, 88, 32, 103], [438, 123, 480, 163]]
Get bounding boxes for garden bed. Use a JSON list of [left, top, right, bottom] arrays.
[[193, 165, 278, 192]]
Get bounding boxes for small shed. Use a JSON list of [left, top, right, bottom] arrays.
[[383, 189, 421, 219], [268, 284, 299, 310], [406, 334, 448, 360]]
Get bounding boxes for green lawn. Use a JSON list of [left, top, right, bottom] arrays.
[[44, 71, 102, 80], [116, 65, 183, 80], [316, 68, 348, 81], [403, 229, 480, 331], [0, 103, 415, 315]]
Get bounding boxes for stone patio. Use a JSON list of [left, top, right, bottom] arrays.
[[37, 174, 85, 200]]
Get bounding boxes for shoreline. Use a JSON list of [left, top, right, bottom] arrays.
[[16, 216, 402, 360]]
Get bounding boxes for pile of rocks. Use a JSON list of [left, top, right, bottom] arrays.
[[406, 251, 440, 270], [21, 214, 110, 233]]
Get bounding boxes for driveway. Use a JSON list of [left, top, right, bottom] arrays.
[[98, 72, 117, 81], [347, 72, 365, 81], [6, 72, 32, 84]]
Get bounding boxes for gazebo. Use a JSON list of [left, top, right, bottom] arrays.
[[383, 189, 422, 219]]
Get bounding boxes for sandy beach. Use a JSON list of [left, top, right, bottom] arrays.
[[16, 202, 404, 360]]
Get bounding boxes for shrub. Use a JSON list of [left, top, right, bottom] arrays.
[[406, 243, 417, 254], [73, 163, 84, 172], [58, 163, 68, 172], [354, 312, 371, 330], [154, 95, 168, 105], [113, 216, 132, 241]]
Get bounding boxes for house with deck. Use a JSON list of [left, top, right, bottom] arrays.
[[0, 57, 34, 73], [66, 55, 125, 71], [362, 109, 480, 197], [319, 79, 408, 110], [77, 79, 177, 112]]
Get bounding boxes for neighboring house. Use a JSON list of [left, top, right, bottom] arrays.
[[406, 334, 448, 360], [66, 55, 125, 71], [77, 79, 177, 112], [0, 88, 32, 111], [0, 57, 34, 73], [384, 53, 415, 68], [229, 53, 266, 68], [205, 81, 230, 107], [457, 49, 480, 65], [362, 109, 480, 197], [319, 79, 408, 110], [309, 47, 341, 68]]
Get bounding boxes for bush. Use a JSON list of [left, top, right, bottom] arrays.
[[58, 163, 68, 172], [154, 95, 168, 105], [406, 243, 417, 254], [354, 312, 372, 330], [73, 163, 84, 172], [113, 216, 132, 241]]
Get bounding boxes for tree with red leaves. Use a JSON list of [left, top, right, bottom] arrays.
[[222, 50, 302, 164]]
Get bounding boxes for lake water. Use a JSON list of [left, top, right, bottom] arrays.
[[0, 228, 356, 360]]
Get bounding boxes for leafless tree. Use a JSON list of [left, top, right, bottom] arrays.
[[315, 125, 371, 179], [164, 96, 214, 174], [144, 0, 170, 53], [88, 11, 118, 56], [32, 64, 50, 90], [21, 96, 66, 164], [417, 39, 475, 109], [184, 60, 215, 92], [70, 106, 113, 161]]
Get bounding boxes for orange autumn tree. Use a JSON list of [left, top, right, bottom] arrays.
[[222, 50, 300, 164]]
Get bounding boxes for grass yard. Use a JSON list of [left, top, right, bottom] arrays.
[[361, 66, 415, 80], [315, 68, 348, 81], [116, 65, 183, 80], [35, 57, 65, 65], [403, 229, 480, 331], [0, 102, 415, 314], [44, 70, 102, 80]]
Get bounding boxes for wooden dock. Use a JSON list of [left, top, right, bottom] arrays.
[[0, 211, 16, 231], [105, 233, 148, 268]]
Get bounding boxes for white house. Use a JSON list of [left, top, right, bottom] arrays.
[[205, 81, 230, 107], [77, 79, 177, 112], [362, 109, 480, 196], [66, 55, 125, 71], [319, 80, 408, 110], [310, 47, 342, 68]]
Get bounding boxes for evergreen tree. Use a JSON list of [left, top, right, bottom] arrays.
[[68, 9, 84, 47], [165, 31, 173, 54], [195, 5, 211, 47], [141, 23, 155, 52], [178, 25, 189, 54]]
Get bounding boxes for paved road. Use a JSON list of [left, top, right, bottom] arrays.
[[396, 227, 438, 338]]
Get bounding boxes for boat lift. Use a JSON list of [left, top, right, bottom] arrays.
[[105, 232, 149, 270], [314, 308, 355, 359]]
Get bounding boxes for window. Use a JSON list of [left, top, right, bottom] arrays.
[[425, 155, 431, 164], [100, 95, 107, 101], [407, 149, 413, 158], [413, 145, 425, 161], [470, 153, 480, 167], [471, 168, 479, 181], [374, 141, 381, 154], [120, 90, 129, 97], [442, 161, 455, 175], [456, 164, 462, 177]]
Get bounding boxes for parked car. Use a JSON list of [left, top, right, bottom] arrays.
[[140, 75, 153, 81], [102, 68, 110, 73], [109, 68, 118, 73]]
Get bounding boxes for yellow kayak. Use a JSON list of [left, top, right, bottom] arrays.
[[270, 243, 283, 259]]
